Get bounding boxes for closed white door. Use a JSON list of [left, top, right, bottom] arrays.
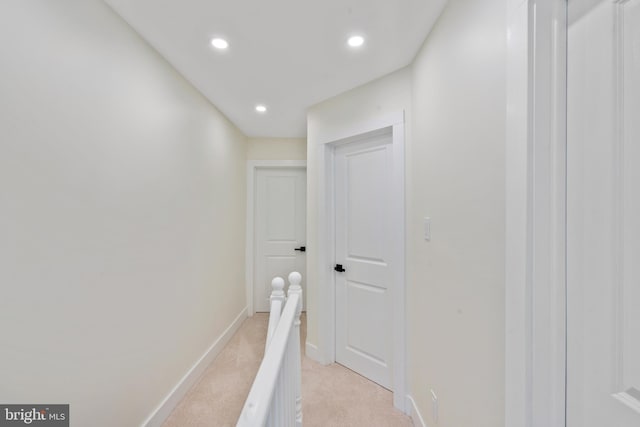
[[567, 0, 640, 425], [334, 131, 394, 390], [254, 167, 306, 312]]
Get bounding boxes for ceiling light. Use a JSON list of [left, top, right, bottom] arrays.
[[211, 38, 229, 50], [255, 105, 267, 113], [347, 35, 365, 48]]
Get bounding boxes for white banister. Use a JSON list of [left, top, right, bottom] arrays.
[[237, 272, 303, 427]]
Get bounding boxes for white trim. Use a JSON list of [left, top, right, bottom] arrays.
[[612, 0, 626, 397], [317, 143, 336, 365], [315, 111, 407, 412], [316, 111, 404, 146], [304, 341, 321, 361], [505, 1, 567, 426], [391, 120, 407, 412], [142, 307, 248, 427], [612, 391, 640, 414], [245, 160, 307, 316], [407, 395, 429, 427]]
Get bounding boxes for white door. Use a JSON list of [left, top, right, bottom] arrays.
[[567, 0, 640, 425], [334, 131, 394, 390], [254, 167, 306, 312]]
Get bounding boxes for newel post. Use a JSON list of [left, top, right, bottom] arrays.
[[287, 272, 303, 427], [266, 277, 286, 349]]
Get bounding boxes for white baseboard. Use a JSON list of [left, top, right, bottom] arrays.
[[407, 395, 428, 427], [305, 341, 322, 363], [142, 307, 248, 427]]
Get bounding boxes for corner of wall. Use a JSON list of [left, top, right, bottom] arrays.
[[142, 307, 248, 427]]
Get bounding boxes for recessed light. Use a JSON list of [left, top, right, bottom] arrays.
[[255, 104, 267, 113], [347, 35, 365, 48], [211, 38, 229, 50]]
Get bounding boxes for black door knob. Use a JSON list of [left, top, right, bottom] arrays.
[[334, 264, 346, 273], [295, 246, 306, 252]]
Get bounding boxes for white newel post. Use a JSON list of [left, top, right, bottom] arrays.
[[267, 277, 286, 349], [287, 272, 303, 427]]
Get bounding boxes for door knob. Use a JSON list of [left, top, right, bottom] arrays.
[[294, 246, 306, 252], [334, 264, 346, 272]]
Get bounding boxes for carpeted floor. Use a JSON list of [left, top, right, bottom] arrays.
[[162, 313, 413, 427]]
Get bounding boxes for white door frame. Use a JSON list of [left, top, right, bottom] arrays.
[[314, 111, 407, 412], [505, 0, 567, 426], [245, 160, 307, 316]]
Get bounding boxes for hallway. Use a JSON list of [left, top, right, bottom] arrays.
[[162, 314, 412, 427], [2, 1, 509, 426]]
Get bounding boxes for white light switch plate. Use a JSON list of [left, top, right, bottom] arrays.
[[424, 217, 431, 241]]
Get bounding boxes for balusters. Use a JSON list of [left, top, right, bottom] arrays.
[[237, 272, 303, 427]]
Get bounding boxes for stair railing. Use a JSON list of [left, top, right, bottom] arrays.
[[237, 272, 303, 427]]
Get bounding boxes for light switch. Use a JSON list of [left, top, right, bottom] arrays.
[[424, 217, 431, 241]]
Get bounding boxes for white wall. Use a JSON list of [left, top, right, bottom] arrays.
[[0, 1, 247, 426], [409, 0, 506, 425], [247, 138, 307, 160], [306, 0, 506, 425], [306, 68, 412, 349]]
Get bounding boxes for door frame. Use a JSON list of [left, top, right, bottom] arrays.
[[314, 111, 407, 412], [505, 0, 567, 426], [245, 160, 307, 316]]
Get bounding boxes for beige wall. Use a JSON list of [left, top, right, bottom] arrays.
[[409, 0, 506, 425], [306, 0, 506, 425], [0, 1, 247, 426], [247, 138, 307, 160]]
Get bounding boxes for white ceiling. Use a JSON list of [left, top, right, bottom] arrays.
[[104, 0, 448, 138]]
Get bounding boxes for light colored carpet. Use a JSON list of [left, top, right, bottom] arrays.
[[162, 313, 413, 427]]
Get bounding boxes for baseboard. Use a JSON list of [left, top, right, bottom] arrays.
[[305, 341, 322, 363], [407, 395, 428, 427], [142, 307, 248, 427]]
